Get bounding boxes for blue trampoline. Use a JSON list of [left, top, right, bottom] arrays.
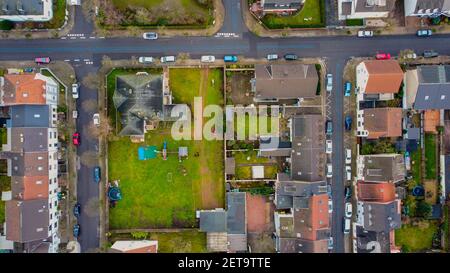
[[138, 146, 157, 160], [108, 187, 122, 201], [412, 186, 424, 196]]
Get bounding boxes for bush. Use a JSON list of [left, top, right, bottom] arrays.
[[416, 201, 432, 218], [0, 20, 14, 30], [346, 19, 364, 26], [131, 231, 148, 239]]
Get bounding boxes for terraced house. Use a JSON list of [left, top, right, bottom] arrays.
[[0, 73, 60, 253]]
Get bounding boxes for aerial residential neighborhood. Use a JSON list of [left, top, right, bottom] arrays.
[[0, 0, 449, 266]]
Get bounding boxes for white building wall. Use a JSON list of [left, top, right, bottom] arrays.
[[356, 62, 368, 94]]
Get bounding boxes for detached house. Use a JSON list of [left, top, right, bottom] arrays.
[[356, 60, 404, 100], [405, 0, 450, 17], [338, 0, 396, 20], [356, 107, 403, 138]]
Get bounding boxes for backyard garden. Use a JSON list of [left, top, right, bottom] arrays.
[[107, 67, 225, 230]]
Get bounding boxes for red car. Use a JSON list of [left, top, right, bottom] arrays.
[[375, 53, 391, 60], [72, 133, 80, 146], [35, 57, 51, 64]]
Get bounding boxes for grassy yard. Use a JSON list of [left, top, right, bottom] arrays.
[[425, 134, 437, 179], [108, 68, 224, 229], [395, 220, 439, 252], [233, 151, 278, 180], [261, 0, 325, 29], [104, 0, 213, 27], [110, 230, 207, 253], [410, 149, 422, 187]]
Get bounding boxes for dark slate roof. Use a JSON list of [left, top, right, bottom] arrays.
[[259, 137, 292, 157], [355, 225, 391, 253], [361, 154, 405, 183], [414, 65, 450, 110], [263, 0, 302, 10], [199, 210, 227, 233], [361, 201, 401, 233], [1, 151, 49, 177], [8, 105, 51, 128], [355, 0, 396, 13], [405, 128, 420, 140], [277, 237, 328, 253], [10, 128, 49, 152], [413, 0, 450, 13], [0, 0, 45, 16], [277, 174, 327, 197], [226, 192, 246, 235]]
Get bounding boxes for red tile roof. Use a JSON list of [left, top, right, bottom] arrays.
[[12, 176, 49, 200], [363, 108, 403, 139], [364, 60, 404, 94], [3, 74, 46, 105], [424, 110, 440, 133], [357, 181, 396, 203]]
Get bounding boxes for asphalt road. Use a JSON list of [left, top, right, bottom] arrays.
[[1, 3, 450, 253]]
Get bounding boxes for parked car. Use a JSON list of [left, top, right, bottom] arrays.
[[160, 56, 176, 63], [72, 132, 80, 146], [423, 50, 438, 58], [345, 149, 352, 164], [375, 53, 391, 60], [406, 52, 417, 60], [417, 29, 432, 37], [357, 30, 373, 38], [224, 55, 238, 62], [73, 203, 81, 218], [93, 113, 100, 127], [35, 57, 50, 64], [344, 82, 352, 97], [326, 163, 333, 178], [72, 111, 78, 119], [72, 83, 79, 99], [345, 202, 353, 218], [326, 74, 333, 92], [328, 199, 333, 213], [267, 54, 278, 61], [142, 32, 158, 40], [346, 165, 352, 181], [345, 116, 352, 131], [73, 224, 80, 237], [343, 218, 351, 234], [326, 120, 333, 135], [201, 55, 216, 63], [94, 167, 101, 183], [326, 140, 333, 154], [24, 67, 34, 73], [327, 184, 332, 197], [284, 54, 298, 61], [328, 237, 334, 250], [138, 57, 154, 64], [345, 186, 352, 200]]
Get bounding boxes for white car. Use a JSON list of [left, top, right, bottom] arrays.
[[326, 140, 332, 154], [328, 199, 333, 213], [93, 113, 100, 127], [143, 32, 158, 40], [358, 30, 373, 37], [72, 111, 78, 119], [267, 54, 278, 61], [346, 165, 352, 181], [201, 55, 215, 63], [326, 74, 333, 92], [160, 56, 176, 63], [326, 163, 333, 178], [72, 83, 79, 99], [328, 237, 334, 250], [138, 57, 154, 64], [345, 148, 351, 164], [345, 202, 353, 218]]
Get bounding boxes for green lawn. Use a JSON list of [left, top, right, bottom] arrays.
[[42, 0, 67, 29], [425, 134, 437, 179], [0, 128, 10, 224], [108, 68, 224, 229], [233, 151, 278, 180], [395, 221, 438, 252], [410, 149, 422, 187], [261, 0, 325, 29]]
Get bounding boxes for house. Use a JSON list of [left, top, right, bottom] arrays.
[[0, 0, 54, 22], [405, 0, 450, 17], [356, 60, 404, 100], [258, 137, 292, 157], [110, 240, 158, 253], [357, 154, 406, 183], [0, 73, 58, 106], [356, 200, 401, 232], [356, 108, 403, 138], [251, 0, 304, 15], [405, 65, 450, 110], [274, 194, 330, 253], [275, 174, 327, 209], [113, 73, 188, 137], [253, 64, 319, 102], [355, 225, 392, 253], [198, 192, 247, 253], [424, 109, 440, 133], [338, 0, 396, 20], [357, 181, 396, 203]]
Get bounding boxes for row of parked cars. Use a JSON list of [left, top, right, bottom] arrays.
[[358, 29, 433, 38]]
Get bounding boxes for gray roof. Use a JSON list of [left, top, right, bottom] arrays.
[[254, 64, 319, 100], [355, 0, 396, 13], [290, 115, 325, 181], [413, 0, 450, 13], [199, 210, 227, 233], [0, 0, 44, 16], [1, 151, 49, 177], [276, 173, 327, 197], [8, 105, 51, 128], [227, 234, 247, 252], [405, 128, 420, 140], [414, 65, 450, 110], [361, 154, 405, 183], [355, 225, 391, 253], [10, 127, 49, 153], [259, 137, 292, 157], [226, 192, 246, 235], [225, 157, 235, 175], [263, 0, 302, 10], [361, 201, 401, 233], [6, 199, 49, 243], [277, 237, 328, 253]]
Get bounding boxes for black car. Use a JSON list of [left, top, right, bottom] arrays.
[[345, 186, 352, 199], [423, 50, 438, 58], [284, 54, 298, 61], [345, 116, 352, 131], [73, 203, 81, 218]]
